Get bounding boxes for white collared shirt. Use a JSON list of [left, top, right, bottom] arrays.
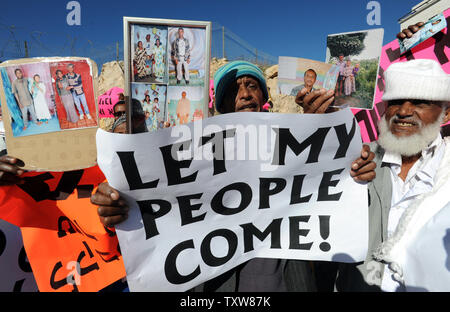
[[380, 135, 445, 292]]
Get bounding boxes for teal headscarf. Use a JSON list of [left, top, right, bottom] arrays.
[[213, 61, 268, 113]]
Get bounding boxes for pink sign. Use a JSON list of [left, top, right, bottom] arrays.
[[98, 87, 124, 118], [353, 8, 449, 142]]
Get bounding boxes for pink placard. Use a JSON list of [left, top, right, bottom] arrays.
[[353, 8, 449, 142], [98, 87, 124, 118]]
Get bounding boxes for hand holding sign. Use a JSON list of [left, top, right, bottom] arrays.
[[91, 182, 129, 228], [0, 155, 26, 186]]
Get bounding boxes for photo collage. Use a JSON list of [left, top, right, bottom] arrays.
[[0, 59, 97, 137], [129, 22, 208, 133]]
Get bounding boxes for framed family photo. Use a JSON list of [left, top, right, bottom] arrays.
[[124, 17, 211, 133], [0, 57, 99, 171]]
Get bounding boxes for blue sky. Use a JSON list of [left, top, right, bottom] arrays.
[[1, 0, 422, 64]]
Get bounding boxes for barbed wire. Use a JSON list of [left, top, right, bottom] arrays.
[[0, 21, 277, 68]]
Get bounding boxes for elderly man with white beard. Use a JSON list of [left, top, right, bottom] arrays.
[[333, 59, 450, 292]]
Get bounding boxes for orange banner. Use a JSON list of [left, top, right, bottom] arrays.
[[0, 165, 126, 292]]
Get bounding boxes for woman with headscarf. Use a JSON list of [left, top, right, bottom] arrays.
[[29, 74, 52, 123], [55, 69, 79, 124], [134, 41, 148, 80]]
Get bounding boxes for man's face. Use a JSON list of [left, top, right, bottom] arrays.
[[304, 71, 317, 88], [15, 70, 23, 79], [146, 35, 151, 42], [178, 29, 184, 38], [384, 99, 445, 137], [114, 103, 126, 120], [68, 66, 74, 73], [222, 75, 265, 113], [339, 55, 344, 61]]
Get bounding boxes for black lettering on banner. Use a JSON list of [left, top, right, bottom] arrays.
[[164, 240, 201, 284], [57, 216, 77, 238], [318, 169, 345, 202], [17, 171, 84, 202], [76, 184, 94, 198], [0, 229, 6, 257], [290, 174, 312, 205], [160, 140, 198, 186], [72, 219, 98, 241], [272, 127, 331, 166], [177, 193, 206, 226], [200, 229, 238, 267], [95, 249, 119, 263], [211, 182, 252, 215], [108, 108, 114, 116], [137, 199, 171, 239], [117, 151, 159, 190], [199, 129, 236, 176], [385, 47, 415, 62], [18, 247, 32, 273], [289, 216, 312, 250], [13, 279, 25, 292], [50, 261, 76, 291], [77, 250, 99, 276], [99, 108, 105, 116], [103, 225, 116, 237], [377, 66, 385, 92], [369, 107, 380, 132], [333, 119, 356, 159], [319, 215, 331, 252], [259, 178, 286, 209], [354, 110, 376, 142], [240, 218, 282, 252], [433, 18, 450, 65]]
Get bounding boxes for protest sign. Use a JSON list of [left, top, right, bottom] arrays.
[[97, 108, 368, 291], [354, 8, 449, 143], [0, 166, 126, 292], [0, 220, 38, 292], [98, 87, 124, 118], [0, 57, 99, 171]]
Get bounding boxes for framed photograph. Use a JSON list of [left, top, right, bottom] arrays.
[[278, 56, 338, 97], [325, 28, 384, 110], [0, 57, 99, 171], [124, 17, 211, 133]]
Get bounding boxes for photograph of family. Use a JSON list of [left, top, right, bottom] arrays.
[[325, 28, 384, 109], [277, 56, 336, 98], [167, 26, 206, 87], [50, 60, 97, 130], [131, 24, 168, 84], [131, 83, 167, 132], [0, 60, 97, 137], [126, 18, 211, 133]]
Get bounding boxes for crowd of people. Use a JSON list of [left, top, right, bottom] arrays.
[[1, 21, 450, 293]]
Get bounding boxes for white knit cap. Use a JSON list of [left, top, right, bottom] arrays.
[[382, 59, 450, 102]]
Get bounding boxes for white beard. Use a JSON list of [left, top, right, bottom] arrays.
[[377, 112, 444, 157]]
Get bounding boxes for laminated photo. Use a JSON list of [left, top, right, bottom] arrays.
[[326, 28, 384, 109]]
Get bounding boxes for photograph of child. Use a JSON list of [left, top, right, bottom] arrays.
[[131, 83, 167, 132], [0, 62, 61, 137], [168, 27, 206, 86], [131, 25, 168, 83], [326, 28, 383, 109], [278, 56, 335, 98], [167, 86, 204, 126], [50, 60, 97, 130]]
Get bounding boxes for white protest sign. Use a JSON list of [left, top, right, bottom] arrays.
[[0, 220, 38, 292], [97, 108, 368, 291]]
